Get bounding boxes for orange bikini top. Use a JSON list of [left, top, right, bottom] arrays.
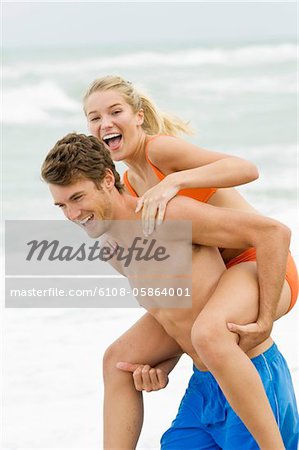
[[123, 135, 217, 203]]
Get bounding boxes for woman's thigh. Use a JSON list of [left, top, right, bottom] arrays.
[[197, 261, 291, 327]]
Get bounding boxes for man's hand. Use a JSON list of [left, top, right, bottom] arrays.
[[116, 362, 169, 392], [227, 319, 273, 353]]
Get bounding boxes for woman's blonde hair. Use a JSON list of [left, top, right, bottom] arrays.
[[83, 75, 193, 136]]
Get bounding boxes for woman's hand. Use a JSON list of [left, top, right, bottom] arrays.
[[116, 362, 169, 392], [135, 175, 180, 236]]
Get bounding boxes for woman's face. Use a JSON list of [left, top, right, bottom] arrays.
[[85, 89, 144, 161]]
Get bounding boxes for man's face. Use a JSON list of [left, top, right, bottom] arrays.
[[50, 178, 113, 238]]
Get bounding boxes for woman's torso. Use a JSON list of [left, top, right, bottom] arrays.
[[123, 135, 260, 262]]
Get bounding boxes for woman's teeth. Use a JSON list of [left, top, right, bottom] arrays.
[[103, 133, 122, 148], [103, 133, 121, 141]]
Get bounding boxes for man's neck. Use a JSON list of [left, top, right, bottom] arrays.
[[105, 191, 143, 246], [113, 191, 140, 221]]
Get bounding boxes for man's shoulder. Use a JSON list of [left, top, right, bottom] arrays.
[[164, 195, 205, 221]]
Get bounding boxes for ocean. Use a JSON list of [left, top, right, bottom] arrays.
[[2, 40, 298, 448]]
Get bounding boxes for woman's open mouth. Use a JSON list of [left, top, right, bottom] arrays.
[[102, 133, 122, 151]]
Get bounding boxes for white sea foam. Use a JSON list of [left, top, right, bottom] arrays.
[[2, 74, 296, 125], [2, 44, 297, 80], [172, 74, 297, 95], [2, 80, 80, 124]]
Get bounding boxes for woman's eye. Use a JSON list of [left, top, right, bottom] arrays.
[[73, 196, 82, 201], [90, 117, 100, 122], [112, 110, 121, 115]]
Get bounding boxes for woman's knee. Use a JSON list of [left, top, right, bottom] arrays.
[[191, 315, 219, 353], [191, 314, 237, 367]]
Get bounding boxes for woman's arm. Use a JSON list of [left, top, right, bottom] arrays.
[[148, 135, 259, 189], [137, 135, 258, 235]]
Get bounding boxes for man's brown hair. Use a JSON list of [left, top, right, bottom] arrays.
[[41, 133, 123, 192]]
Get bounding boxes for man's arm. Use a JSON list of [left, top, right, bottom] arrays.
[[165, 196, 291, 346], [117, 355, 182, 392]]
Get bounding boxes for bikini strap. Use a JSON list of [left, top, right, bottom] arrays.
[[145, 135, 172, 180], [123, 170, 138, 197], [123, 135, 173, 195]]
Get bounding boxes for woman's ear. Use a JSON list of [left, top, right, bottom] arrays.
[[137, 108, 144, 126]]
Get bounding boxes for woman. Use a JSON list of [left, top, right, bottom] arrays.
[[83, 76, 298, 449]]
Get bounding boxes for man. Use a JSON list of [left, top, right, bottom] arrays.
[[41, 133, 298, 449]]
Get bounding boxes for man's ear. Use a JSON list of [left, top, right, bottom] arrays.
[[104, 169, 115, 190], [137, 108, 144, 126]]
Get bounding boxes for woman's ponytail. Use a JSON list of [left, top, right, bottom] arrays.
[[84, 75, 193, 136]]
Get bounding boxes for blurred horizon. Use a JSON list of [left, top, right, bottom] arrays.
[[2, 2, 297, 49], [3, 35, 298, 52]]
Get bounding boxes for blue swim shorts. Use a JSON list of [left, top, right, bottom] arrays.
[[161, 343, 299, 449]]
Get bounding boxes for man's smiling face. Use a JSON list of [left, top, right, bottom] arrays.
[[50, 177, 113, 238]]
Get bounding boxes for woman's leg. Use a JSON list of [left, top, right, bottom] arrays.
[[191, 261, 291, 450], [103, 312, 182, 449]]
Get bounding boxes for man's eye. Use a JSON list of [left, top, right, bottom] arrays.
[[90, 117, 100, 122], [73, 196, 83, 201]]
